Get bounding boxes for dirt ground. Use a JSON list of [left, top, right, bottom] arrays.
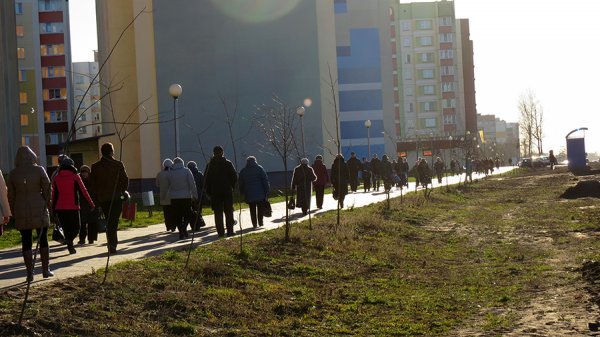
[[455, 168, 600, 336]]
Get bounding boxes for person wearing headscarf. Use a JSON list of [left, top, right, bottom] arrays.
[[291, 158, 316, 216], [156, 158, 174, 232], [331, 154, 350, 208], [312, 155, 329, 209], [52, 157, 95, 254], [8, 146, 53, 281], [187, 161, 206, 230], [238, 156, 270, 227], [167, 157, 198, 240]]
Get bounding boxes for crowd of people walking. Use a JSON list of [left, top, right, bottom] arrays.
[[0, 142, 509, 283]]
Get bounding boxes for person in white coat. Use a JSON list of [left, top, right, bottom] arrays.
[[0, 169, 11, 235], [167, 157, 198, 239]]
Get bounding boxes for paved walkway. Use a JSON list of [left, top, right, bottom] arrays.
[[0, 167, 515, 289]]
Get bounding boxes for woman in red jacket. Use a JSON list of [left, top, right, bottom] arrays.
[[51, 157, 95, 254]]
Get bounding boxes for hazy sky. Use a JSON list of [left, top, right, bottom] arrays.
[[68, 0, 600, 154]]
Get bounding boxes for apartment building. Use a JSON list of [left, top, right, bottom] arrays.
[[0, 0, 20, 171], [15, 0, 72, 167], [72, 60, 101, 140]]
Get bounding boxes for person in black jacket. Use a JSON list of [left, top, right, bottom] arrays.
[[331, 154, 350, 208], [204, 146, 237, 237], [187, 161, 205, 231], [370, 154, 382, 191], [346, 152, 361, 193]]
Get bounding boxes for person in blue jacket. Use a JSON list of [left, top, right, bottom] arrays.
[[238, 156, 270, 227]]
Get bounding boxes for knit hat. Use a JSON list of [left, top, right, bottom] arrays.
[[80, 165, 91, 173], [61, 157, 74, 167], [187, 161, 197, 169], [162, 158, 173, 169], [173, 157, 184, 165], [300, 158, 309, 165]]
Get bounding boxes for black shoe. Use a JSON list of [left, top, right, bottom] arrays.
[[67, 245, 77, 255], [77, 240, 85, 245], [259, 223, 264, 227], [108, 247, 117, 254], [226, 232, 235, 237], [252, 223, 258, 228], [88, 240, 94, 244]]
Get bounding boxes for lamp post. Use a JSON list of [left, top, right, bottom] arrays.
[[364, 120, 372, 158], [169, 83, 182, 157], [296, 106, 306, 158]]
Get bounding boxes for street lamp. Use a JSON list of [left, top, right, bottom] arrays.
[[169, 83, 182, 157], [364, 120, 372, 158], [296, 106, 306, 158]]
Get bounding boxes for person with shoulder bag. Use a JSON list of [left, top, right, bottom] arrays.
[[78, 165, 99, 244], [8, 146, 53, 281], [51, 157, 95, 254], [239, 156, 270, 227]]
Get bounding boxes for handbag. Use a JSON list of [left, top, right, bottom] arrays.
[[122, 201, 137, 221], [259, 199, 272, 217], [287, 197, 295, 210], [52, 217, 66, 245], [97, 208, 107, 233]]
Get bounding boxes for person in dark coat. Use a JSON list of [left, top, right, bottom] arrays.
[[90, 142, 129, 254], [8, 146, 53, 281], [204, 146, 238, 237], [291, 158, 317, 216], [380, 155, 394, 192], [361, 157, 371, 192], [78, 165, 99, 245], [417, 158, 432, 188], [187, 161, 205, 230], [238, 156, 270, 227], [370, 154, 382, 191], [312, 155, 329, 209], [346, 152, 361, 193], [433, 157, 445, 184], [52, 157, 95, 254], [400, 157, 409, 188], [156, 159, 174, 232], [168, 157, 198, 240], [331, 154, 350, 208]]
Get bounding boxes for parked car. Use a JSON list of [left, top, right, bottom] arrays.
[[519, 158, 532, 168], [532, 156, 550, 167]]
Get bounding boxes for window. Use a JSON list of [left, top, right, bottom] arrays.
[[22, 136, 30, 146], [440, 49, 454, 59], [78, 126, 88, 134], [439, 33, 453, 43], [42, 66, 65, 78], [424, 118, 436, 128], [443, 99, 456, 108], [422, 85, 435, 95], [441, 66, 455, 76], [444, 115, 456, 125], [43, 88, 66, 100], [442, 82, 454, 92], [421, 69, 434, 79], [439, 17, 453, 26], [416, 20, 432, 30], [420, 53, 434, 63], [408, 102, 414, 113], [419, 36, 433, 46], [18, 70, 27, 81], [45, 133, 67, 145], [78, 113, 87, 121], [19, 92, 27, 104], [39, 0, 63, 12], [17, 48, 25, 59], [401, 22, 410, 31], [16, 3, 23, 14], [403, 37, 411, 48], [44, 111, 67, 123], [403, 69, 412, 80], [40, 22, 63, 34], [16, 25, 24, 37], [20, 114, 29, 126], [421, 101, 436, 112], [40, 44, 64, 56], [406, 86, 413, 96], [405, 54, 411, 64]]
